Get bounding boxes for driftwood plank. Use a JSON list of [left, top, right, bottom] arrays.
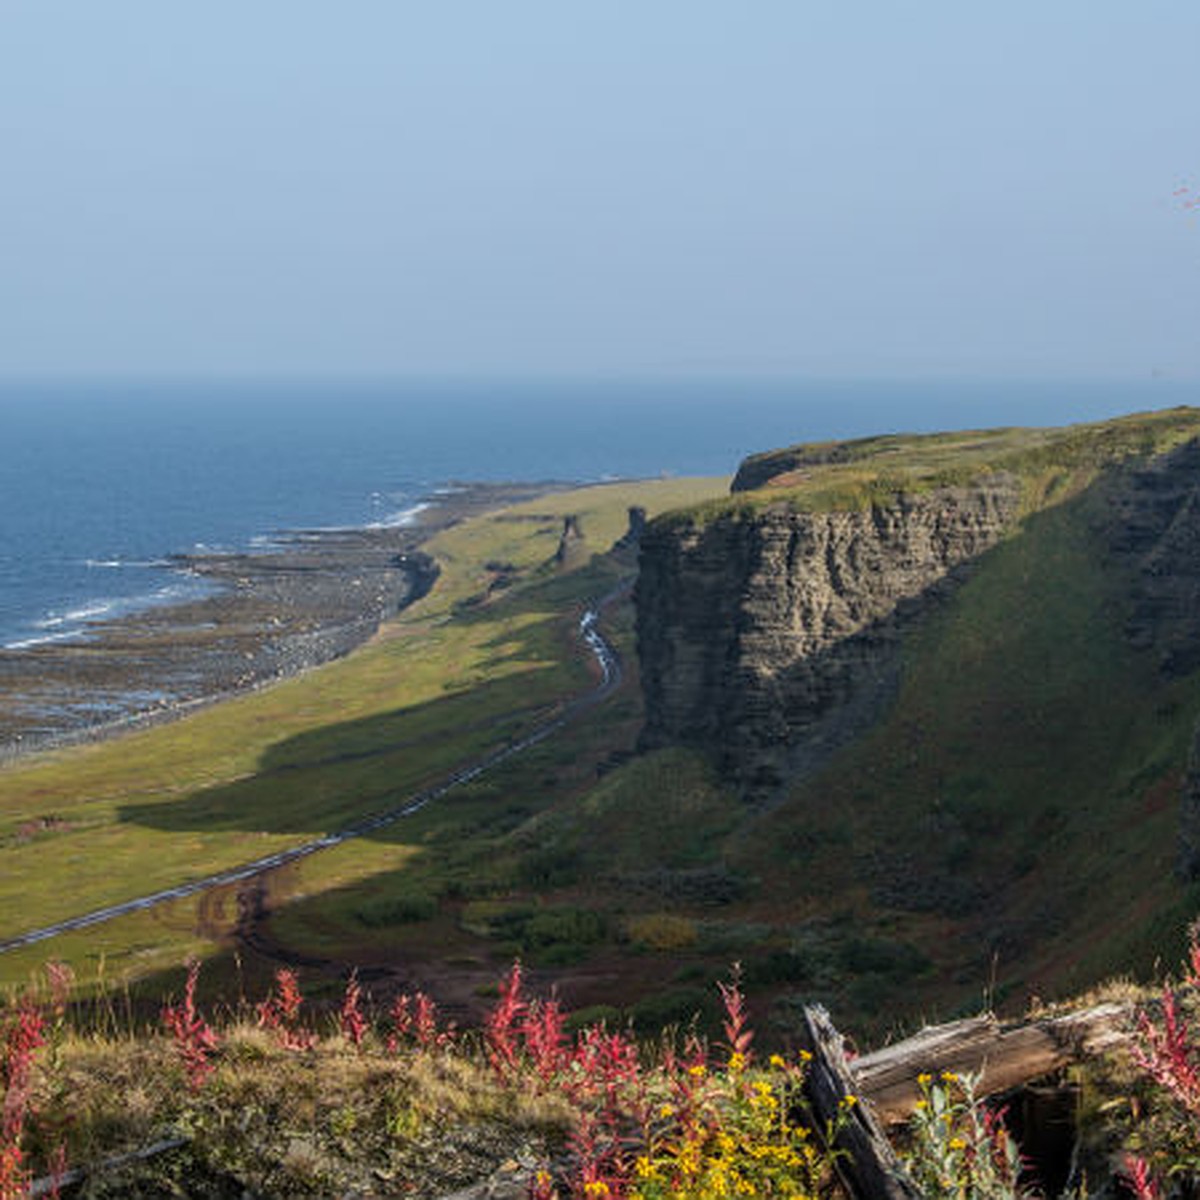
[[802, 1005, 924, 1200], [852, 1001, 1132, 1125]]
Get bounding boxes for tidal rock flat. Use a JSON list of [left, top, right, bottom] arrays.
[[0, 482, 558, 759]]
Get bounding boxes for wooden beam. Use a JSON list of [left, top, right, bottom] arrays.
[[852, 1002, 1132, 1125], [802, 1005, 924, 1200]]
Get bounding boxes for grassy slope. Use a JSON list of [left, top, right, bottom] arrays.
[[322, 407, 1200, 1040], [638, 408, 1200, 1031], [0, 477, 726, 990], [8, 408, 1200, 1046]]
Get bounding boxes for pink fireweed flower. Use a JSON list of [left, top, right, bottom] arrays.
[[161, 960, 219, 1091], [339, 973, 368, 1049]]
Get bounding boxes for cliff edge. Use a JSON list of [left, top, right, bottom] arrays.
[[637, 410, 1200, 802]]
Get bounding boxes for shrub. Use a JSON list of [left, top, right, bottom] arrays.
[[354, 890, 438, 927], [626, 913, 698, 952]]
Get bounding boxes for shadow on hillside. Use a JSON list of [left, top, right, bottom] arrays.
[[115, 604, 590, 838]]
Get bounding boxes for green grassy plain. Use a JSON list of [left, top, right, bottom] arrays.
[[0, 476, 727, 990]]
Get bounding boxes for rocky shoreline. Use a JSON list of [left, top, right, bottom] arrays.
[[0, 482, 561, 760]]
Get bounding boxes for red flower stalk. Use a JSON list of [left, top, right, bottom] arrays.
[[485, 961, 527, 1078], [42, 963, 73, 1027], [717, 970, 753, 1064], [1123, 1154, 1161, 1200], [1132, 984, 1200, 1113], [161, 960, 219, 1091], [386, 990, 450, 1051], [566, 1110, 627, 1200], [412, 992, 449, 1047], [339, 973, 368, 1049], [257, 968, 315, 1051], [0, 1143, 26, 1200], [0, 999, 45, 1200], [523, 998, 567, 1082]]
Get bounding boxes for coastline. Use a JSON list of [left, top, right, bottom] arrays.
[[0, 482, 564, 763]]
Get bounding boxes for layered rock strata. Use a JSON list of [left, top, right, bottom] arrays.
[[636, 477, 1022, 795]]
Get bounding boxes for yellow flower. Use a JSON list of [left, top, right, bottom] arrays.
[[917, 1072, 932, 1086], [841, 1094, 858, 1107], [949, 1137, 967, 1151], [941, 1070, 958, 1083], [798, 1049, 813, 1062], [659, 1102, 675, 1118], [769, 1053, 786, 1068], [583, 1183, 611, 1198], [728, 1051, 747, 1071], [688, 1063, 707, 1078]]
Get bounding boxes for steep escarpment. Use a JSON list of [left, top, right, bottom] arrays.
[[637, 477, 1022, 794], [638, 411, 1200, 807]]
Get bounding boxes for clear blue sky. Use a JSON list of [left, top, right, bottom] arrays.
[[2, 2, 1198, 381]]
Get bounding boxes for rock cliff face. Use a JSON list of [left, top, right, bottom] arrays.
[[636, 477, 1023, 795], [1100, 438, 1200, 878], [1105, 438, 1200, 678]]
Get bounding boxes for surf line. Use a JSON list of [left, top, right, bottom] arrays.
[[0, 591, 626, 955]]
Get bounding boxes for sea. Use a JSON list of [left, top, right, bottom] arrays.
[[2, 375, 1197, 652]]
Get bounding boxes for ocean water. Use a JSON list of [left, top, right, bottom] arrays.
[[1, 375, 1196, 650]]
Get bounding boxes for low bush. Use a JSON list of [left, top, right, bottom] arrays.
[[353, 890, 439, 927]]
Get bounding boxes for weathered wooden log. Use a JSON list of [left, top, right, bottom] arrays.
[[802, 1005, 924, 1200], [29, 1137, 189, 1197], [852, 1001, 1132, 1125]]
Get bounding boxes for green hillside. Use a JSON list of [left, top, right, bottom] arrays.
[[5, 410, 1200, 1048]]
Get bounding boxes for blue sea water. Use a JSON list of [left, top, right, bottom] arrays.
[[1, 376, 1197, 651]]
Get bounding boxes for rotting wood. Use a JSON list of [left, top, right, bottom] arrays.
[[802, 1004, 924, 1200], [29, 1136, 189, 1198], [852, 1001, 1132, 1126]]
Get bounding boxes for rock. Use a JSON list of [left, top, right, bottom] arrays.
[[612, 506, 647, 552], [635, 477, 1022, 797], [1103, 439, 1200, 676], [552, 515, 586, 568]]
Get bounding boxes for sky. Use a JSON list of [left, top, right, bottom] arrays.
[[2, 2, 1199, 382]]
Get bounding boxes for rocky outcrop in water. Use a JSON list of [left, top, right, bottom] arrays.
[[635, 477, 1023, 796]]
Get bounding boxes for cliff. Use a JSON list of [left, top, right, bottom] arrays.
[[636, 478, 1022, 794], [636, 410, 1200, 801]]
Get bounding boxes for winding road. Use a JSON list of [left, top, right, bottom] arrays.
[[0, 590, 626, 955]]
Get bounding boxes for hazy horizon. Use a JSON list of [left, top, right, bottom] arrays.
[[2, 3, 1198, 384]]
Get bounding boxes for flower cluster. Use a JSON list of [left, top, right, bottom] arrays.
[[388, 988, 453, 1050], [517, 969, 846, 1200], [902, 1070, 1022, 1199], [0, 998, 45, 1200]]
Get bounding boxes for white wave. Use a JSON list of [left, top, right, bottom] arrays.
[[5, 630, 82, 650], [35, 601, 116, 629], [369, 501, 430, 529], [17, 574, 216, 651]]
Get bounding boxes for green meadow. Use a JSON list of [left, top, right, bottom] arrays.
[[0, 477, 727, 991]]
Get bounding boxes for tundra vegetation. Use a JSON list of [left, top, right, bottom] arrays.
[[6, 411, 1200, 1189], [2, 951, 1200, 1195]]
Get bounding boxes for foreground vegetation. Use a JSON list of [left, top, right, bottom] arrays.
[[8, 408, 1200, 1145], [6, 948, 1200, 1197]]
